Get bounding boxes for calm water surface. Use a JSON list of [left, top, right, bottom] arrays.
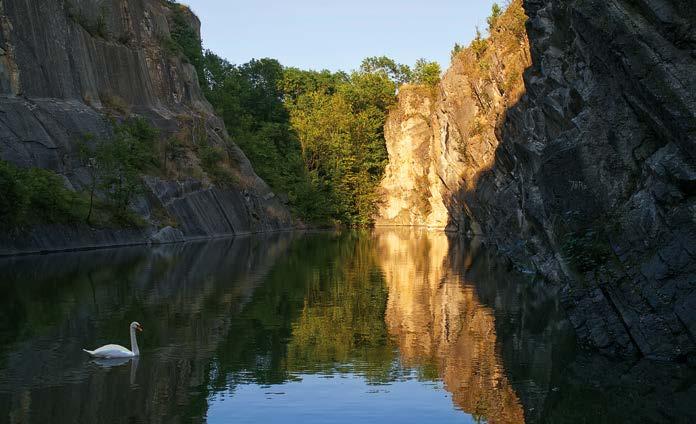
[[0, 230, 694, 423]]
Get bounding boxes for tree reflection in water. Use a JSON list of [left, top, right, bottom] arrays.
[[0, 230, 693, 423]]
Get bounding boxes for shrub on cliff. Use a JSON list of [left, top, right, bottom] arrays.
[[412, 59, 441, 87], [451, 0, 529, 107], [78, 118, 158, 226], [0, 161, 27, 226], [198, 145, 238, 188], [165, 1, 206, 88], [0, 161, 87, 229], [451, 43, 465, 61], [487, 3, 503, 31], [0, 119, 159, 230]]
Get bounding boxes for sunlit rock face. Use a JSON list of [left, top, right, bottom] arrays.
[[375, 87, 451, 228], [376, 0, 530, 232], [378, 230, 525, 423]]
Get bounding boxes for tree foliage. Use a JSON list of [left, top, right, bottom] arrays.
[[451, 43, 465, 61], [162, 2, 443, 226], [470, 27, 489, 59], [201, 52, 419, 226], [95, 119, 158, 211], [487, 3, 503, 31], [359, 56, 413, 85], [412, 59, 441, 87], [288, 88, 390, 226], [76, 118, 159, 226], [202, 53, 334, 223], [284, 64, 400, 226], [0, 160, 87, 228], [166, 2, 206, 87]]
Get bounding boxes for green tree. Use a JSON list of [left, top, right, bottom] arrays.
[[80, 118, 158, 215], [77, 135, 99, 224], [451, 43, 465, 61], [202, 53, 333, 223], [166, 2, 206, 87], [281, 67, 345, 103], [487, 3, 503, 31], [360, 56, 413, 85], [413, 59, 441, 87], [0, 161, 28, 226], [338, 70, 397, 113], [0, 160, 87, 228], [471, 27, 488, 58], [288, 66, 394, 226]]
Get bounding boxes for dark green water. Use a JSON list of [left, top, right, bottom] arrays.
[[0, 230, 693, 423]]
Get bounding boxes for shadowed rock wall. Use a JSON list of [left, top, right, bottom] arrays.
[[377, 0, 696, 360], [0, 0, 292, 255]]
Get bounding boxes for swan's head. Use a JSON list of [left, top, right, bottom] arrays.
[[130, 321, 144, 332]]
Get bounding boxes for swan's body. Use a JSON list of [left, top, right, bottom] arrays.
[[83, 322, 143, 358], [83, 344, 135, 358]]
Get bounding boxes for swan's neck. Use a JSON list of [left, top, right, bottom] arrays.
[[130, 327, 140, 356]]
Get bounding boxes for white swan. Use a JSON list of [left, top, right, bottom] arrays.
[[83, 321, 143, 358]]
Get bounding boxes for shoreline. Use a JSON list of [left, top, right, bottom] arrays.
[[0, 226, 301, 259]]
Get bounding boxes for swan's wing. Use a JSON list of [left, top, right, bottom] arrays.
[[86, 344, 133, 358]]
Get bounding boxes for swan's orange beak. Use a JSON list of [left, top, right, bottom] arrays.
[[136, 324, 143, 332]]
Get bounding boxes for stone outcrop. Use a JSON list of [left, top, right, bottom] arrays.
[[376, 87, 451, 228], [377, 1, 530, 232], [0, 0, 292, 255], [377, 0, 696, 361]]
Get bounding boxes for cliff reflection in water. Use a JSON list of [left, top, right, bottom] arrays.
[[379, 230, 525, 422], [0, 230, 694, 423]]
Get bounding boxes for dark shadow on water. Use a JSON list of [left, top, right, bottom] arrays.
[[446, 234, 696, 423]]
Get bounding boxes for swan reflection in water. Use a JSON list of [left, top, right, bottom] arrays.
[[90, 357, 139, 386]]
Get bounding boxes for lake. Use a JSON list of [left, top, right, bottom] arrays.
[[0, 229, 694, 423]]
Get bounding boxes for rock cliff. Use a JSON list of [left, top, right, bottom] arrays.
[[376, 1, 530, 231], [0, 0, 292, 255], [377, 0, 696, 361]]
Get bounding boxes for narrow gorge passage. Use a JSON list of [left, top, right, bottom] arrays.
[[0, 0, 694, 422]]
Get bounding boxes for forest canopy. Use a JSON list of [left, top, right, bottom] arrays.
[[198, 52, 441, 226]]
